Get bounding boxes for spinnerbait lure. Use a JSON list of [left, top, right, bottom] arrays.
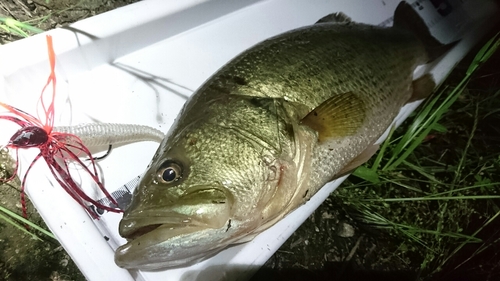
[[0, 35, 164, 219]]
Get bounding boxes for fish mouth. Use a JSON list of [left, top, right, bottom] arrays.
[[119, 206, 231, 242], [119, 187, 232, 241], [116, 187, 234, 269], [122, 224, 161, 241], [115, 223, 229, 269]]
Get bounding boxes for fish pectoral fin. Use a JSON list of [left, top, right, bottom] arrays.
[[336, 143, 380, 178], [407, 74, 436, 103], [315, 12, 352, 24], [300, 92, 366, 142]]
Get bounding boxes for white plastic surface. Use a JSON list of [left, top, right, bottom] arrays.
[[0, 0, 497, 280]]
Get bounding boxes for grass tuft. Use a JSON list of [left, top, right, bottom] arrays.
[[0, 17, 43, 38], [335, 32, 500, 279]]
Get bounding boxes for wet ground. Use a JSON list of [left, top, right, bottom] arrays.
[[1, 1, 500, 281]]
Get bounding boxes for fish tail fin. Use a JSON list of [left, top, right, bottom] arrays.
[[393, 1, 458, 61]]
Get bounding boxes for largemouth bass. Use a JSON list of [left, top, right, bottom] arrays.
[[116, 2, 449, 269]]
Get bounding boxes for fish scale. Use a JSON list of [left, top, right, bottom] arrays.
[[208, 24, 421, 188], [111, 2, 443, 270], [91, 2, 447, 270]]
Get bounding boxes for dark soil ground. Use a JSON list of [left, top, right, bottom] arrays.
[[0, 0, 139, 43], [1, 1, 500, 281]]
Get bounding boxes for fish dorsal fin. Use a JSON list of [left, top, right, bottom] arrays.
[[300, 92, 366, 142], [315, 12, 352, 24]]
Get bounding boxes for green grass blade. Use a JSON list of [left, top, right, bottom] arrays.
[[361, 195, 500, 202], [402, 160, 440, 183], [445, 210, 500, 270], [0, 17, 44, 38], [383, 87, 446, 170], [371, 125, 395, 171], [467, 32, 500, 75], [384, 33, 500, 171], [386, 83, 466, 170], [0, 206, 55, 240], [352, 166, 380, 184], [0, 211, 42, 241]]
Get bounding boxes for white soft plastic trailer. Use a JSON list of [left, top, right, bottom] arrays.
[[0, 0, 497, 280]]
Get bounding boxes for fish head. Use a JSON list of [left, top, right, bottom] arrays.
[[115, 99, 286, 269]]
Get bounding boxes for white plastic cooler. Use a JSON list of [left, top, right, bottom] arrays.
[[0, 0, 497, 280]]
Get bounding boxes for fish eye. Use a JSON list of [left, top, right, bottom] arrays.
[[157, 161, 183, 184]]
